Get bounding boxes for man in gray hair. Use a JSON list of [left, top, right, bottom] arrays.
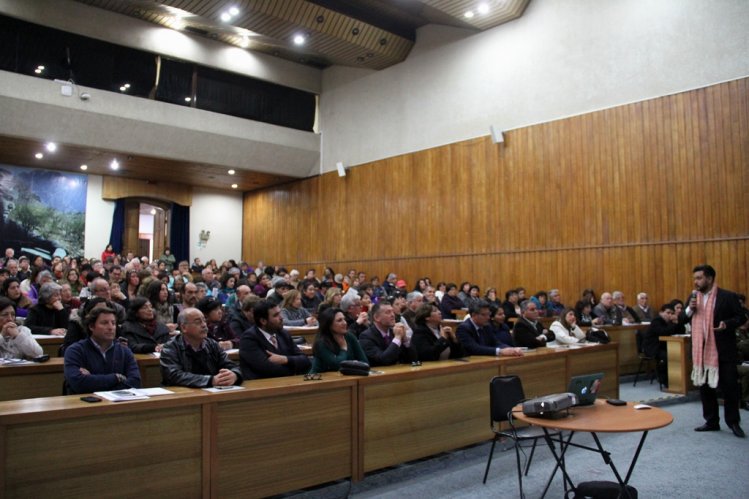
[[341, 292, 369, 337], [401, 291, 424, 331]]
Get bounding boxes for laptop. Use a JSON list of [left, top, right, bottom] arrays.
[[567, 373, 604, 406]]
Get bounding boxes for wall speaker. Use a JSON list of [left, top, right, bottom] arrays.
[[336, 161, 347, 177], [490, 125, 504, 144]]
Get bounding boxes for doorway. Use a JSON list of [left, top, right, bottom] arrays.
[[122, 199, 169, 262]]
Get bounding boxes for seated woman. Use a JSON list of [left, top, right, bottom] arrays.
[[61, 268, 82, 296], [463, 285, 482, 310], [574, 300, 603, 327], [1, 278, 33, 318], [24, 282, 70, 336], [216, 273, 237, 305], [59, 283, 81, 314], [412, 303, 465, 361], [121, 297, 170, 353], [197, 297, 238, 350], [145, 280, 177, 332], [489, 305, 514, 346], [121, 270, 140, 301], [531, 291, 551, 317], [549, 308, 587, 344], [0, 297, 43, 359], [280, 290, 317, 326], [484, 287, 501, 308], [317, 287, 343, 315], [309, 307, 368, 373], [501, 289, 521, 319], [23, 269, 55, 304]]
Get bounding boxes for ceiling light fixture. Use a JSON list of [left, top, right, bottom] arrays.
[[150, 208, 157, 215], [220, 12, 231, 22], [293, 34, 306, 45], [229, 6, 240, 16], [184, 97, 192, 102], [478, 3, 490, 14], [45, 142, 57, 152], [231, 184, 238, 189], [80, 164, 88, 171], [110, 159, 120, 170], [464, 11, 474, 18], [35, 152, 44, 159], [228, 169, 235, 175]]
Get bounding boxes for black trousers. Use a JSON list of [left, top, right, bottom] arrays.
[[700, 360, 741, 426]]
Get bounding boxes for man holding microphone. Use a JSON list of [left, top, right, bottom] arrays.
[[684, 265, 745, 438]]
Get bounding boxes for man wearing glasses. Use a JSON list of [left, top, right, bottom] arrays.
[[160, 307, 242, 388]]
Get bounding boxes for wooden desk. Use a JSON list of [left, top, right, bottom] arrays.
[[32, 334, 64, 357], [596, 323, 648, 374], [662, 335, 694, 395], [286, 325, 319, 345]]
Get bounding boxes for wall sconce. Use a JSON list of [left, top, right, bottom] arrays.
[[198, 229, 211, 248]]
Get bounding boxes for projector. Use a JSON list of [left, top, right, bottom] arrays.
[[522, 393, 578, 418]]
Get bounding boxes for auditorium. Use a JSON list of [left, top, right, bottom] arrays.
[[0, 1, 747, 497]]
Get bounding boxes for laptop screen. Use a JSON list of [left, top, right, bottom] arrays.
[[567, 373, 604, 406]]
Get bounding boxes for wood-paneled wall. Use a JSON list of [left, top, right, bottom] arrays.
[[243, 77, 749, 307]]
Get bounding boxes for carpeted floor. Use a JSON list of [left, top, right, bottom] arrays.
[[281, 378, 749, 499]]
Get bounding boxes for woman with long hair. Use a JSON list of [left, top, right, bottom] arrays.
[[121, 270, 140, 300], [549, 308, 586, 344], [1, 278, 33, 318], [280, 289, 317, 326], [145, 280, 177, 332], [310, 307, 367, 373]]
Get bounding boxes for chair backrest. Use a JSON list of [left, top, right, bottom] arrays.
[[635, 329, 644, 354], [489, 375, 525, 424]]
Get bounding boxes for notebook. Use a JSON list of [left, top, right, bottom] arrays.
[[567, 372, 604, 406]]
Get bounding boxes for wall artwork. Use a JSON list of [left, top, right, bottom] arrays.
[[0, 164, 87, 260]]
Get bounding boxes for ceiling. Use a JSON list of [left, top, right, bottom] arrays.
[[73, 0, 531, 70], [0, 1, 530, 193], [0, 135, 295, 192]]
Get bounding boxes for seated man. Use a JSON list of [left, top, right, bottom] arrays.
[[593, 292, 622, 325], [632, 292, 655, 323], [456, 300, 523, 357], [160, 307, 242, 388], [63, 307, 141, 394], [340, 293, 369, 337], [513, 300, 556, 348], [239, 300, 310, 379], [359, 302, 418, 366], [548, 289, 565, 317], [613, 291, 638, 324], [641, 303, 678, 387], [401, 291, 424, 331]]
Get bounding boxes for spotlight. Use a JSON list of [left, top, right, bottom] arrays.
[[45, 142, 57, 152], [231, 184, 238, 189], [110, 159, 120, 170], [228, 169, 235, 175], [221, 12, 231, 22], [35, 152, 44, 159], [80, 164, 88, 171], [293, 34, 306, 45]]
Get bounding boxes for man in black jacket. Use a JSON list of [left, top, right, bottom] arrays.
[[641, 303, 677, 387], [513, 300, 555, 349], [160, 307, 242, 388], [359, 301, 417, 366]]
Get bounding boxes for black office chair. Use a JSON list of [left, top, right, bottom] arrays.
[[633, 330, 659, 388], [483, 375, 558, 498]]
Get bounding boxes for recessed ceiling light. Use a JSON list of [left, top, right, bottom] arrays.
[[228, 169, 235, 175], [37, 65, 45, 70], [110, 159, 120, 170], [120, 86, 127, 92], [80, 164, 88, 171], [231, 184, 238, 189], [124, 83, 130, 88], [45, 142, 57, 152], [185, 97, 192, 102], [464, 11, 474, 18], [35, 152, 44, 159], [220, 12, 232, 22], [229, 6, 240, 16], [478, 3, 490, 15], [150, 208, 156, 215], [293, 34, 306, 45], [34, 68, 42, 74]]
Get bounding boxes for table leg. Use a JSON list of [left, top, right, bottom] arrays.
[[540, 430, 575, 499], [589, 432, 643, 499]]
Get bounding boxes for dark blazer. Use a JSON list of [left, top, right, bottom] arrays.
[[642, 316, 676, 358], [439, 294, 466, 319], [490, 322, 515, 347], [456, 319, 507, 356], [239, 325, 311, 379], [160, 334, 242, 387], [513, 317, 555, 349], [501, 301, 519, 320], [358, 324, 417, 366], [412, 324, 466, 361], [681, 288, 744, 363]]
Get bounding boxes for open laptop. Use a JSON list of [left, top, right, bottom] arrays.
[[567, 373, 604, 406]]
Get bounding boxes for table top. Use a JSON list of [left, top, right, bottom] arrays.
[[513, 399, 673, 433]]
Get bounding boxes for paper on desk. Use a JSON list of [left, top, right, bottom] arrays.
[[0, 358, 34, 365], [203, 385, 245, 393], [134, 387, 174, 396], [94, 389, 150, 402]]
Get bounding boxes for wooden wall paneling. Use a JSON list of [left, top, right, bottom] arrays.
[[243, 78, 749, 307]]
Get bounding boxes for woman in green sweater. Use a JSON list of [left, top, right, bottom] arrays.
[[310, 307, 368, 373]]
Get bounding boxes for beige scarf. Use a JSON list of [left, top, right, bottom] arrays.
[[691, 287, 719, 388]]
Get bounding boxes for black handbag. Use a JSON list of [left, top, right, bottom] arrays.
[[339, 360, 370, 376], [586, 328, 610, 344]]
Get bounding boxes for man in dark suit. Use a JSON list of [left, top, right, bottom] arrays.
[[239, 300, 310, 379], [358, 301, 417, 366], [641, 303, 677, 387], [513, 300, 556, 349], [456, 300, 523, 357], [683, 264, 745, 438]]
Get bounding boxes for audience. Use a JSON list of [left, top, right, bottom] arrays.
[[160, 307, 242, 387], [633, 292, 655, 322], [456, 301, 523, 357], [593, 292, 621, 325], [439, 283, 465, 319], [121, 297, 171, 353], [513, 300, 555, 349], [359, 302, 417, 366], [197, 297, 238, 350], [1, 278, 33, 318], [412, 303, 466, 361], [280, 289, 317, 326], [549, 308, 586, 344], [25, 282, 70, 336]]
